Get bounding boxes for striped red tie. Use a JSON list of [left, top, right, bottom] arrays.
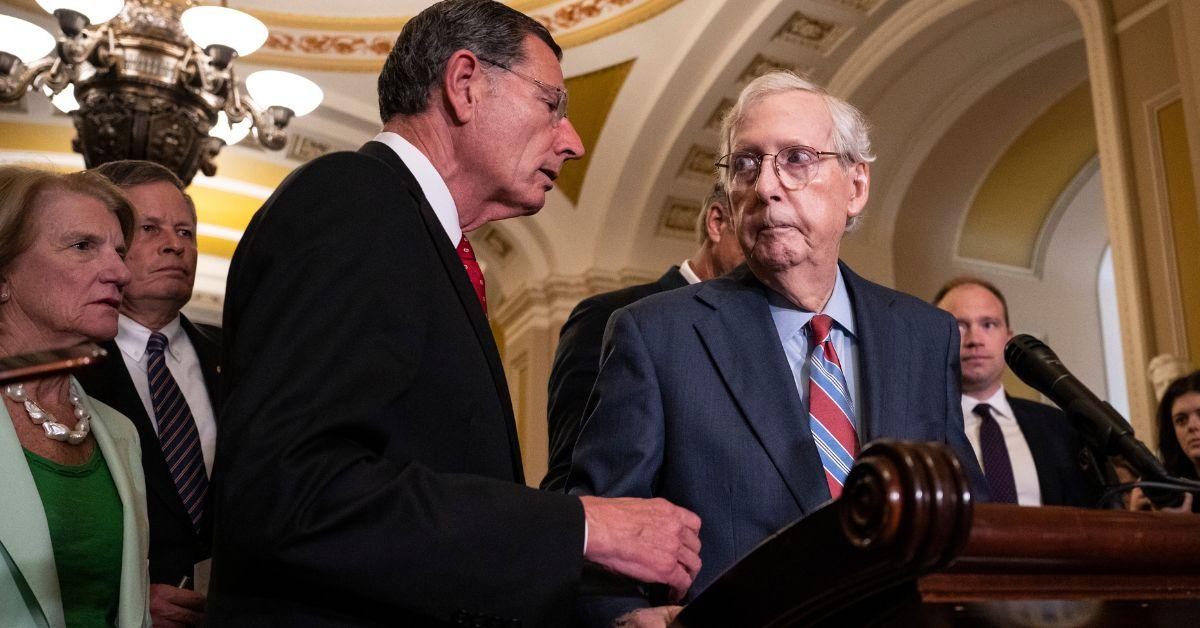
[[146, 332, 207, 532], [457, 235, 487, 316], [806, 314, 859, 499]]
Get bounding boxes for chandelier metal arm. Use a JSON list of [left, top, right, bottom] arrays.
[[0, 57, 57, 102]]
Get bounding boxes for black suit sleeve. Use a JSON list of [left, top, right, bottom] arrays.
[[214, 154, 583, 623], [542, 296, 615, 491]]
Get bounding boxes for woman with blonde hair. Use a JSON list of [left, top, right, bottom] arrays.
[[0, 164, 150, 627]]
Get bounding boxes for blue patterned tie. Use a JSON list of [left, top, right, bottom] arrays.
[[974, 403, 1018, 504], [805, 314, 858, 498], [146, 332, 208, 532]]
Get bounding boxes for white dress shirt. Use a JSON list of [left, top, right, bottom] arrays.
[[115, 314, 218, 475], [962, 386, 1043, 506], [372, 131, 460, 246], [769, 267, 863, 429], [678, 260, 702, 285]]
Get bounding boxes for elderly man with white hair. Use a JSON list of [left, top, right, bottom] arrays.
[[567, 70, 985, 626]]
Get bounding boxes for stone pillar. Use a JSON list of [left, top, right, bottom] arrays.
[[491, 270, 657, 487]]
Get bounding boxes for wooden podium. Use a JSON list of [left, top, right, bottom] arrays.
[[674, 441, 1200, 627]]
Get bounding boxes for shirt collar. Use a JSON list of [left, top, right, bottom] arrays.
[[372, 131, 461, 247], [116, 314, 184, 362], [678, 260, 702, 285], [767, 266, 857, 345], [963, 385, 1014, 422]]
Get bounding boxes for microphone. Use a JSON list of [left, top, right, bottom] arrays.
[[1004, 334, 1182, 506]]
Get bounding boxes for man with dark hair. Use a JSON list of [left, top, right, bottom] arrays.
[[208, 1, 700, 626], [935, 277, 1100, 507], [78, 159, 216, 627], [542, 181, 743, 491]]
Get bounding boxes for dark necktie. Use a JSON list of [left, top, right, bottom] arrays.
[[974, 403, 1018, 504], [806, 314, 858, 499], [146, 332, 208, 532], [457, 235, 487, 316]]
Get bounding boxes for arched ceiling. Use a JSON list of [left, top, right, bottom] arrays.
[[0, 0, 1112, 310]]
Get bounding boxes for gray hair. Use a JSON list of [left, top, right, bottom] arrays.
[[696, 179, 729, 245], [377, 0, 561, 123], [719, 71, 875, 228]]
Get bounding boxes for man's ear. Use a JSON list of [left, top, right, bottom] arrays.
[[706, 203, 730, 242], [442, 49, 486, 124], [846, 161, 870, 219]]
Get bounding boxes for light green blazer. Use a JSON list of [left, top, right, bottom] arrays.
[[0, 377, 150, 628]]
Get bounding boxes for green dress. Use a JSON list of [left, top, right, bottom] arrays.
[[24, 447, 124, 627]]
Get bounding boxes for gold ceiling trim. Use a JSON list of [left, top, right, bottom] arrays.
[[238, 1, 558, 32], [2, 0, 683, 72]]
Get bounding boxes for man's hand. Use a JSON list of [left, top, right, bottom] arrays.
[[149, 584, 205, 628], [1161, 492, 1195, 513], [614, 606, 684, 627], [579, 496, 701, 601]]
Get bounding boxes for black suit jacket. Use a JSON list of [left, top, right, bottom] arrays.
[[541, 267, 688, 491], [568, 263, 987, 623], [207, 142, 584, 627], [75, 315, 219, 586], [1008, 396, 1102, 507]]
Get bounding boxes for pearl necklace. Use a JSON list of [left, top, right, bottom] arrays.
[[3, 383, 90, 445]]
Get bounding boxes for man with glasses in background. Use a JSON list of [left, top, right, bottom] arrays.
[[567, 70, 985, 626]]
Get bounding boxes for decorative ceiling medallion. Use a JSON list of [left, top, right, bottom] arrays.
[[705, 98, 734, 132], [678, 144, 717, 180], [738, 54, 805, 84], [658, 197, 701, 240], [774, 12, 847, 54]]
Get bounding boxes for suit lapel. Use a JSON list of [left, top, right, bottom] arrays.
[[0, 400, 65, 628], [693, 272, 830, 514], [359, 142, 524, 481], [84, 340, 197, 534], [82, 384, 150, 628], [1010, 398, 1061, 505], [180, 316, 220, 409], [842, 262, 912, 444]]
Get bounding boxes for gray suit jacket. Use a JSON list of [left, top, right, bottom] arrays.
[[567, 263, 985, 623]]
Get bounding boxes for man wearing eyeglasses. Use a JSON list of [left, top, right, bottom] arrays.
[[567, 70, 985, 626], [208, 1, 701, 626]]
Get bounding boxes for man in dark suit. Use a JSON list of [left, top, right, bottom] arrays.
[[208, 2, 700, 626], [542, 181, 744, 491], [77, 160, 216, 627], [568, 71, 986, 626], [935, 277, 1100, 507]]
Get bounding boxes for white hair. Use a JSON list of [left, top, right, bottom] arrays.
[[719, 71, 875, 229]]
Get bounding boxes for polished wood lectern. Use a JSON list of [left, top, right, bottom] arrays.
[[674, 441, 1200, 627]]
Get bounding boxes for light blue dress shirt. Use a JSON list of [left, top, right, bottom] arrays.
[[768, 267, 862, 429]]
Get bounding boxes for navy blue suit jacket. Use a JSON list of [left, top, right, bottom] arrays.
[[542, 267, 688, 491], [567, 263, 986, 622]]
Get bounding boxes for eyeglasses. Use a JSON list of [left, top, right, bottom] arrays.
[[715, 145, 844, 192], [478, 56, 569, 125]]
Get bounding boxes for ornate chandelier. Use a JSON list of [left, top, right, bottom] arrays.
[[0, 0, 322, 183]]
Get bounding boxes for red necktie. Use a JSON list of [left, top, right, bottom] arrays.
[[457, 235, 487, 315]]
